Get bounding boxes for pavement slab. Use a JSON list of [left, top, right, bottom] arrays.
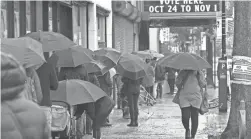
[[101, 88, 229, 139]]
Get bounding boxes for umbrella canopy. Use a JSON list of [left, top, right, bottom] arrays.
[[50, 79, 107, 105], [158, 52, 211, 70], [54, 47, 94, 67], [132, 51, 154, 60], [94, 48, 121, 70], [144, 50, 164, 58], [23, 31, 75, 52], [163, 51, 175, 57], [116, 53, 152, 80], [1, 37, 45, 68], [83, 61, 107, 75]]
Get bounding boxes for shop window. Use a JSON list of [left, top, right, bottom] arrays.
[[72, 5, 88, 47], [1, 10, 7, 38], [73, 5, 81, 45], [1, 1, 7, 38], [14, 1, 20, 37], [48, 2, 53, 32], [26, 1, 31, 33], [97, 14, 106, 43]]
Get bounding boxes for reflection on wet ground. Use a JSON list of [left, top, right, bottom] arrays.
[[102, 89, 229, 139]]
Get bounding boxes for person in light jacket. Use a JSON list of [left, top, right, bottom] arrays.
[[1, 52, 50, 139], [175, 70, 206, 139]]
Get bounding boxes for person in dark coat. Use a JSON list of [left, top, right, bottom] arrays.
[[1, 52, 50, 139], [97, 71, 113, 126], [36, 52, 58, 133], [155, 64, 166, 99], [88, 73, 100, 87], [167, 67, 177, 95], [86, 72, 100, 135], [121, 77, 143, 127]]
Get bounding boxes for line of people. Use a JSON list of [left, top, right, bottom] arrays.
[[1, 51, 208, 139], [1, 51, 115, 139]]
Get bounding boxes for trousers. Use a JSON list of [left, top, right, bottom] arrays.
[[127, 93, 139, 120], [168, 78, 175, 93], [181, 106, 199, 138]]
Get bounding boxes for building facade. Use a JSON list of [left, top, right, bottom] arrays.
[[112, 0, 149, 53], [1, 0, 112, 51]]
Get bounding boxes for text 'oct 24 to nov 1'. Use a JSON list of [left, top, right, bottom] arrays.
[[147, 0, 219, 13]]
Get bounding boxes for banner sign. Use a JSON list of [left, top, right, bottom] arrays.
[[144, 0, 220, 13], [231, 56, 251, 85]]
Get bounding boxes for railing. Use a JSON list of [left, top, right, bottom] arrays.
[[239, 100, 246, 139]]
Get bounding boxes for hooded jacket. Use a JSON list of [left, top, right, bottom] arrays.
[[1, 52, 50, 139]]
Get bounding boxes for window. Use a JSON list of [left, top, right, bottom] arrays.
[[97, 14, 106, 43], [26, 1, 31, 33], [72, 4, 88, 47], [48, 2, 53, 32], [14, 1, 19, 37], [1, 1, 7, 38]]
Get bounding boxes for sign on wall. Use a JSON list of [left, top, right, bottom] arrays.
[[144, 0, 220, 13], [200, 32, 206, 50], [231, 56, 251, 85]]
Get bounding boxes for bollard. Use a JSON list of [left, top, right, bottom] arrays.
[[239, 100, 246, 139]]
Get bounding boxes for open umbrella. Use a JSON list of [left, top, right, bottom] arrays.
[[94, 48, 121, 70], [23, 31, 75, 52], [116, 53, 152, 80], [144, 50, 164, 58], [132, 51, 154, 60], [50, 79, 107, 105], [1, 37, 45, 68], [158, 52, 211, 70], [54, 47, 94, 67], [82, 61, 107, 75]]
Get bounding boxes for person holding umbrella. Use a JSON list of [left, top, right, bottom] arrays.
[[144, 59, 155, 100], [116, 53, 151, 127], [97, 71, 113, 126], [167, 67, 177, 95], [36, 52, 59, 134], [158, 52, 210, 139], [175, 70, 206, 139], [58, 66, 93, 138], [121, 76, 143, 127]]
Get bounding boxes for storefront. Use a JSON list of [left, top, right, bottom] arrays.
[[1, 1, 112, 51], [112, 1, 141, 53], [1, 1, 74, 40]]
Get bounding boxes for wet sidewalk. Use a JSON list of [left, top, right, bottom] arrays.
[[101, 88, 229, 139]]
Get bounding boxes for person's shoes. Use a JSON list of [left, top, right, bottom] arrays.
[[123, 114, 130, 119], [134, 118, 138, 127], [101, 122, 112, 127], [185, 129, 191, 139], [127, 121, 134, 127]]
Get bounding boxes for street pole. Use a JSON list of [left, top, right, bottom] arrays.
[[222, 0, 226, 58], [218, 0, 228, 112]]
